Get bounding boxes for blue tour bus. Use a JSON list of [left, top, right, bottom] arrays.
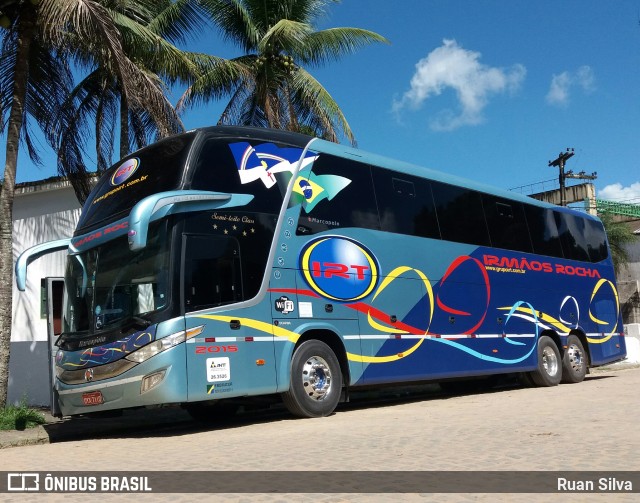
[[16, 126, 626, 419]]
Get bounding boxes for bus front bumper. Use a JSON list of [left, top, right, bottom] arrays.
[[55, 346, 187, 417]]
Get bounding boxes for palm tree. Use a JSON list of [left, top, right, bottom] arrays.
[[0, 0, 196, 409], [53, 0, 219, 202], [180, 0, 388, 144]]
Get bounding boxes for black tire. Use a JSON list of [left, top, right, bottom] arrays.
[[529, 335, 562, 387], [561, 335, 588, 383], [282, 340, 343, 418]]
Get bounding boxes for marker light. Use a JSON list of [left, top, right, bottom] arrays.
[[141, 370, 166, 393]]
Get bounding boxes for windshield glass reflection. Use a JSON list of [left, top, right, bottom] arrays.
[[62, 222, 170, 339]]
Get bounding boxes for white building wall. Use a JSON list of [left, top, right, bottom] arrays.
[[9, 180, 81, 405]]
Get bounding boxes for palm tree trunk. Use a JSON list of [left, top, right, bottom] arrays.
[[0, 6, 37, 409]]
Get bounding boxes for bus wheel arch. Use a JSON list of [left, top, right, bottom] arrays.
[[282, 330, 347, 418], [294, 329, 351, 388], [561, 331, 589, 384], [529, 332, 562, 387]]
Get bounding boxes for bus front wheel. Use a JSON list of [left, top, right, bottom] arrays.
[[282, 340, 342, 418], [529, 335, 562, 387], [561, 335, 587, 383]]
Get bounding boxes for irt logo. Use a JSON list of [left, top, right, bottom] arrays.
[[310, 262, 370, 280], [299, 236, 379, 302], [111, 158, 140, 186]]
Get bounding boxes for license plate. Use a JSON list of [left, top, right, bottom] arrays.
[[82, 391, 104, 406]]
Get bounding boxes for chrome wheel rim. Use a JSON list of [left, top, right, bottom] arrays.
[[567, 343, 584, 374], [542, 346, 559, 377], [302, 355, 332, 401]]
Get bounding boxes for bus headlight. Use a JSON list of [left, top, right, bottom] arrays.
[[125, 326, 203, 363]]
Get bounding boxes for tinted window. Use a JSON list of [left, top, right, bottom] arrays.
[[483, 196, 532, 252], [78, 133, 196, 232], [182, 210, 277, 311], [190, 137, 300, 215], [373, 169, 440, 239], [183, 235, 243, 310], [431, 182, 490, 246], [296, 155, 380, 235], [584, 218, 608, 262], [523, 205, 563, 258], [555, 212, 590, 261]]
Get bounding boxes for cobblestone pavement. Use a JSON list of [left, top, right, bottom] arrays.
[[1, 366, 639, 502]]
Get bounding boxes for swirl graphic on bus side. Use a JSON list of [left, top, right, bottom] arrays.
[[299, 236, 379, 302], [111, 158, 140, 186], [587, 278, 619, 342]]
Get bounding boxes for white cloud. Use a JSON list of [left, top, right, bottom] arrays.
[[392, 39, 526, 131], [546, 65, 595, 107], [598, 182, 640, 201]]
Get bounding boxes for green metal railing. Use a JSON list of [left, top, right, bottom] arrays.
[[588, 198, 640, 218]]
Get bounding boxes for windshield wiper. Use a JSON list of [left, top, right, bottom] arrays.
[[55, 331, 85, 347], [120, 316, 152, 333], [56, 332, 111, 351]]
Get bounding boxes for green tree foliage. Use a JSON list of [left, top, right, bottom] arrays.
[[52, 0, 221, 202], [180, 0, 389, 144], [599, 211, 638, 276]]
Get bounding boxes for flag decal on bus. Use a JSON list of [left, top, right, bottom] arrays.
[[229, 142, 316, 188], [293, 172, 351, 212]]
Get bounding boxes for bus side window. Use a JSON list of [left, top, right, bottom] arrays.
[[182, 234, 242, 311], [583, 218, 608, 262], [554, 212, 590, 262], [373, 170, 440, 239], [483, 196, 533, 253], [431, 182, 491, 247], [296, 154, 380, 234], [523, 205, 564, 258]]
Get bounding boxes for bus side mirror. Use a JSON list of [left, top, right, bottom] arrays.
[[127, 190, 254, 251], [15, 238, 71, 291]]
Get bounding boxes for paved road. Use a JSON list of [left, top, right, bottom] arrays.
[[1, 366, 639, 502]]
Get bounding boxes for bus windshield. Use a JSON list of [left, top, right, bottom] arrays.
[[62, 222, 170, 343]]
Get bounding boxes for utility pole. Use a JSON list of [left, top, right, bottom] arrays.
[[548, 148, 575, 206], [548, 148, 597, 207]]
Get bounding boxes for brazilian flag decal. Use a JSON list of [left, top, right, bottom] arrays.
[[293, 172, 352, 212]]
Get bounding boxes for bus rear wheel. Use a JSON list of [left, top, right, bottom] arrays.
[[561, 335, 587, 383], [529, 335, 562, 387], [282, 340, 342, 418]]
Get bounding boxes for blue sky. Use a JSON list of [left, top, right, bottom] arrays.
[[11, 0, 640, 204]]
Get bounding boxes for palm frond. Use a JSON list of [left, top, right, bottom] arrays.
[[146, 0, 208, 43], [288, 67, 354, 144], [259, 19, 311, 54], [296, 27, 390, 66], [177, 55, 249, 110], [198, 0, 261, 51], [109, 10, 200, 84]]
